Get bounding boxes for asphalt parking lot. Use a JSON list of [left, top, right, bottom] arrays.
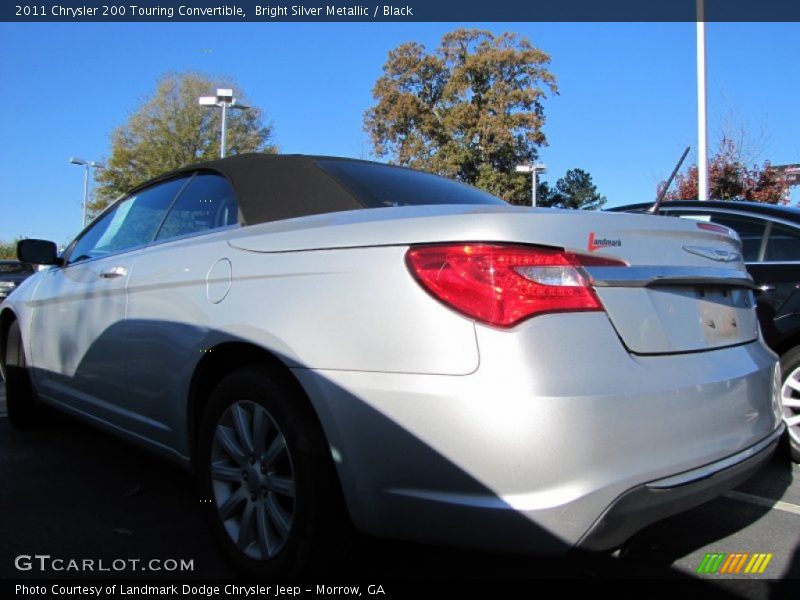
[[0, 381, 798, 595]]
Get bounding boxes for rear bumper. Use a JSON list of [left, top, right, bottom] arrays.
[[294, 313, 783, 555], [577, 424, 783, 551]]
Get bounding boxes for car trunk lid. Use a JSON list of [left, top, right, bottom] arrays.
[[571, 217, 758, 355]]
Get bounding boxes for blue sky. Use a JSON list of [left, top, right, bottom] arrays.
[[1, 21, 798, 244]]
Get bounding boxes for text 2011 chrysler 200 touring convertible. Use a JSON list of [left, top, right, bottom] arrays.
[[0, 154, 785, 575]]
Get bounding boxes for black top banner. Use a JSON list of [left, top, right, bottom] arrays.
[[4, 0, 800, 22]]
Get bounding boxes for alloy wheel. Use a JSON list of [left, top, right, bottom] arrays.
[[210, 400, 296, 560], [780, 367, 800, 445]]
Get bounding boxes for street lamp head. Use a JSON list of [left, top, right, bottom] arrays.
[[88, 161, 106, 169], [198, 96, 217, 106], [533, 163, 547, 174], [515, 165, 532, 173], [69, 157, 87, 166], [216, 88, 234, 102]]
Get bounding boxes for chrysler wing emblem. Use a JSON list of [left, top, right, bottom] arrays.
[[683, 245, 741, 262]]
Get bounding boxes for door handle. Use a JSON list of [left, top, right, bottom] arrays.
[[99, 266, 127, 279]]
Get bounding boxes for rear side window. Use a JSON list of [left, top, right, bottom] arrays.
[[765, 223, 800, 262], [317, 160, 507, 208], [68, 177, 189, 263], [156, 173, 239, 242], [668, 211, 767, 262], [708, 214, 767, 262]]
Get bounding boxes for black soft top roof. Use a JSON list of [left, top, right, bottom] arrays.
[[156, 153, 368, 225]]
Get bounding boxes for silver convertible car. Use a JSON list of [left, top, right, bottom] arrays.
[[0, 154, 785, 574]]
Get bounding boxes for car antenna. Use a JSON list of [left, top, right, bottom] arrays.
[[649, 146, 691, 214]]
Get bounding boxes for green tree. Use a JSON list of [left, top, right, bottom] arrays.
[[0, 238, 20, 260], [94, 72, 276, 213], [0, 240, 17, 259], [364, 28, 557, 205], [537, 168, 607, 210]]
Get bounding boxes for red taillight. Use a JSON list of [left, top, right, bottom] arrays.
[[406, 243, 624, 328]]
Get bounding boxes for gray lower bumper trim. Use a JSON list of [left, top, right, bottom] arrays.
[[647, 427, 785, 489], [576, 425, 785, 552]]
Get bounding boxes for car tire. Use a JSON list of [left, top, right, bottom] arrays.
[[4, 320, 46, 428], [197, 365, 351, 576], [779, 347, 800, 464]]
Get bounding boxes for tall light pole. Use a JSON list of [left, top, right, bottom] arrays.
[[70, 157, 105, 228], [697, 0, 708, 201], [515, 163, 547, 207], [199, 88, 250, 158]]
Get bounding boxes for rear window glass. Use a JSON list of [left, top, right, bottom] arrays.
[[708, 214, 767, 262], [670, 212, 766, 261], [0, 262, 34, 274], [765, 223, 800, 262], [317, 160, 507, 208]]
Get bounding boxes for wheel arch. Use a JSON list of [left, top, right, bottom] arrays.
[[774, 330, 800, 360], [186, 341, 331, 468], [0, 308, 19, 377]]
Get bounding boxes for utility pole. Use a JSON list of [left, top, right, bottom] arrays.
[[199, 89, 250, 158], [69, 157, 105, 227], [515, 163, 548, 207], [697, 0, 708, 200]]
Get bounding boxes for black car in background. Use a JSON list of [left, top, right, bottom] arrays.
[[610, 200, 800, 463], [0, 260, 35, 303]]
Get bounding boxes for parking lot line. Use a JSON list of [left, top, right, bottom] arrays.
[[724, 490, 800, 516]]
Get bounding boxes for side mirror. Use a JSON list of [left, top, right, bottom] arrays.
[[17, 239, 62, 266]]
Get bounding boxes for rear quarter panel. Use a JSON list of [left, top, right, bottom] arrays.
[[223, 243, 479, 374], [122, 233, 479, 453], [127, 234, 478, 375]]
